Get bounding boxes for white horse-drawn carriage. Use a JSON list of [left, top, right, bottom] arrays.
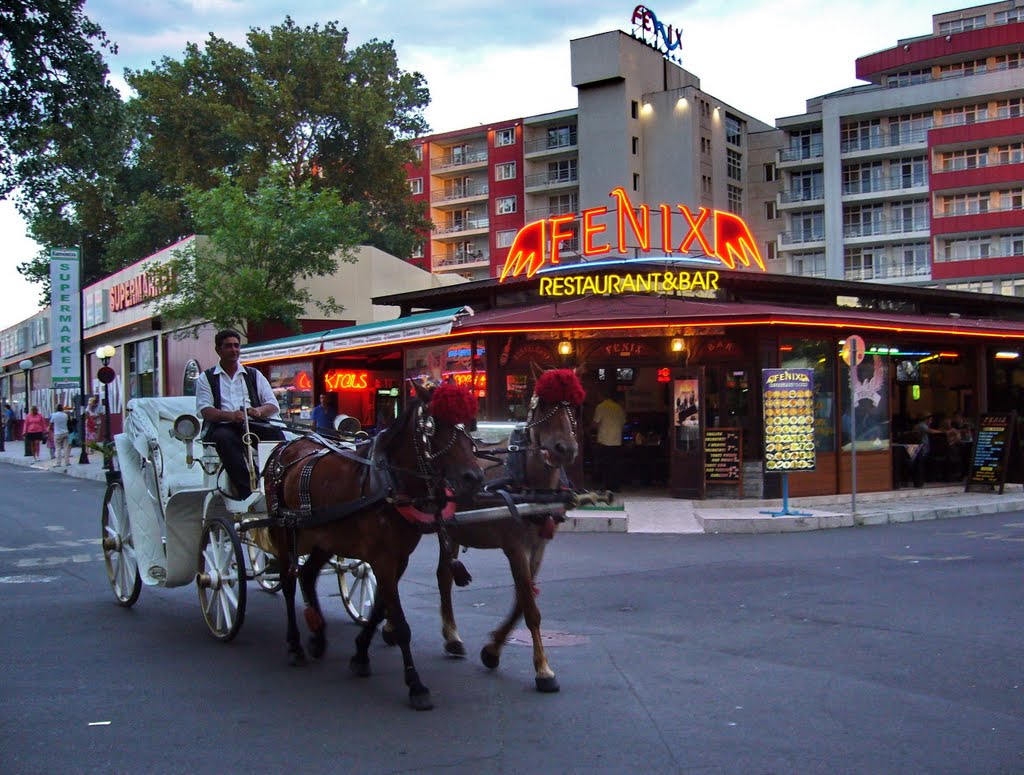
[[100, 397, 377, 640]]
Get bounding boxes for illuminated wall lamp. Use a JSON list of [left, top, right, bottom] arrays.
[[557, 340, 573, 356], [670, 337, 685, 353], [995, 351, 1020, 360]]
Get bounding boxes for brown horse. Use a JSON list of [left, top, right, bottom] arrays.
[[263, 381, 483, 710], [438, 367, 586, 692]]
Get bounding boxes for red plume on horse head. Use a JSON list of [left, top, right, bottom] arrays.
[[535, 368, 586, 406], [429, 381, 479, 425]]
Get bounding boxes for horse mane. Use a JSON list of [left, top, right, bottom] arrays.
[[376, 393, 421, 454], [535, 369, 585, 406]]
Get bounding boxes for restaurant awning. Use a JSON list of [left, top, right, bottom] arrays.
[[450, 295, 1024, 340], [242, 306, 474, 363]]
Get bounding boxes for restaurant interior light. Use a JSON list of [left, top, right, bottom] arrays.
[[995, 351, 1020, 360], [557, 340, 573, 356], [670, 337, 685, 352]]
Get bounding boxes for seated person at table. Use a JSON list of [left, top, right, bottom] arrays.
[[195, 329, 284, 507]]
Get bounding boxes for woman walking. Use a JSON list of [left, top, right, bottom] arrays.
[[23, 406, 48, 461], [84, 395, 101, 446]]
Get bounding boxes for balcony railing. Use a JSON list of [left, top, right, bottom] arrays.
[[435, 216, 489, 235], [433, 149, 488, 170], [844, 262, 930, 281], [842, 175, 927, 196], [524, 169, 579, 188], [935, 153, 1024, 173], [780, 144, 823, 162], [779, 187, 824, 204], [779, 230, 826, 246], [933, 203, 1023, 218], [840, 127, 930, 154], [842, 218, 929, 238], [431, 183, 490, 203], [524, 134, 578, 154], [433, 249, 490, 269], [525, 206, 578, 221]]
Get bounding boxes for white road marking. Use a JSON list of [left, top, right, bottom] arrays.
[[88, 721, 111, 726], [0, 575, 61, 583], [885, 554, 972, 562]]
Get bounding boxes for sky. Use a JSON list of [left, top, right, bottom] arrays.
[[0, 0, 963, 329]]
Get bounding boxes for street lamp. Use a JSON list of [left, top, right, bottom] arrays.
[[95, 346, 116, 471], [18, 359, 32, 457]]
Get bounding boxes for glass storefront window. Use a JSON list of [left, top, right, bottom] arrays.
[[128, 338, 156, 399], [269, 361, 313, 425], [839, 351, 890, 450], [182, 359, 201, 396], [781, 338, 836, 452], [405, 341, 486, 397]]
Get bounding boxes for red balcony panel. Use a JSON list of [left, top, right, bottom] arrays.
[[856, 23, 1024, 82], [932, 209, 1024, 235], [929, 117, 1024, 148], [932, 255, 1024, 280], [930, 162, 1024, 192]]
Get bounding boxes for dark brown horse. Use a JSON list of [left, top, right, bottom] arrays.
[[263, 381, 483, 710], [438, 367, 586, 692]]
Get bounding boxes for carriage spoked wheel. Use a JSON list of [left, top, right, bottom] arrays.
[[197, 515, 247, 641], [334, 557, 377, 624], [101, 481, 142, 607], [246, 543, 282, 594]]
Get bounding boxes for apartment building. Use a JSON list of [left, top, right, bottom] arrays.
[[405, 29, 780, 280], [775, 1, 1024, 292]]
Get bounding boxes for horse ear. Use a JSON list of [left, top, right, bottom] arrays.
[[575, 360, 587, 376], [410, 379, 431, 404], [530, 360, 548, 381]]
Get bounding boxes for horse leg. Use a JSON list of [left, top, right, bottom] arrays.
[[437, 538, 465, 657], [390, 594, 433, 711], [381, 554, 409, 647], [300, 547, 332, 659], [280, 546, 305, 667]]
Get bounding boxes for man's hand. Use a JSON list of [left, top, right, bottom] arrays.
[[246, 407, 263, 420]]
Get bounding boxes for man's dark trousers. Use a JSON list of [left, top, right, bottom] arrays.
[[205, 422, 284, 499]]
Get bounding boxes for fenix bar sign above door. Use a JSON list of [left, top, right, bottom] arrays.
[[499, 188, 765, 283]]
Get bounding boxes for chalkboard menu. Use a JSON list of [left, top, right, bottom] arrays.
[[966, 412, 1017, 494], [705, 428, 742, 484], [762, 368, 816, 472]]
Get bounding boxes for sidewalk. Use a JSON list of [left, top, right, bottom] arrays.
[[5, 443, 1023, 534]]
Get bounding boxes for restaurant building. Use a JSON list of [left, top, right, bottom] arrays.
[[243, 195, 1024, 499]]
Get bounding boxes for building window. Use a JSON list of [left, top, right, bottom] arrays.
[[725, 114, 743, 146], [631, 136, 639, 155], [940, 103, 989, 126], [411, 241, 424, 259], [889, 112, 933, 144], [495, 196, 517, 215], [408, 177, 423, 195], [495, 128, 515, 147], [631, 101, 639, 119], [413, 144, 423, 163], [548, 193, 578, 215], [995, 142, 1024, 164], [128, 338, 156, 399], [701, 175, 712, 195], [792, 252, 826, 278], [844, 246, 879, 281], [496, 229, 517, 249], [701, 136, 711, 154], [547, 124, 577, 149], [495, 162, 516, 181], [763, 162, 777, 182], [726, 149, 742, 181], [995, 9, 1022, 25], [548, 159, 577, 183], [840, 119, 881, 152], [938, 59, 988, 79], [727, 184, 742, 215], [765, 241, 777, 261], [765, 201, 777, 220], [886, 69, 931, 88], [633, 173, 640, 191], [938, 15, 985, 35], [996, 97, 1024, 118]]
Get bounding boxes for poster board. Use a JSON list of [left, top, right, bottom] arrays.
[[705, 428, 742, 486], [966, 411, 1017, 494], [762, 368, 816, 473]]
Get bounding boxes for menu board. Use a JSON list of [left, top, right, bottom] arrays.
[[966, 412, 1017, 494], [762, 368, 816, 472], [705, 428, 742, 483]]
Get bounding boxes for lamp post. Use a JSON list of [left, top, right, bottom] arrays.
[[18, 359, 32, 457], [95, 346, 116, 471]]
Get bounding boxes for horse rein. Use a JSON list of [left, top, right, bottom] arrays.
[[516, 394, 577, 468]]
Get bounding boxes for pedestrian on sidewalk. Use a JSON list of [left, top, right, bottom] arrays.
[[3, 403, 13, 442], [23, 406, 47, 461], [592, 386, 626, 493], [49, 404, 72, 468], [84, 395, 101, 447]]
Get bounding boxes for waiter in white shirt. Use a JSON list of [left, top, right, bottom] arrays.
[[194, 328, 283, 505]]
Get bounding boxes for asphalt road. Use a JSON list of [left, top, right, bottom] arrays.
[[1, 461, 1022, 774]]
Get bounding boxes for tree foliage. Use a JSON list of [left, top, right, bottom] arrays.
[[147, 172, 365, 335]]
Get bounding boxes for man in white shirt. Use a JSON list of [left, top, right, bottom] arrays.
[[49, 405, 72, 468], [592, 388, 627, 492], [195, 329, 283, 505]]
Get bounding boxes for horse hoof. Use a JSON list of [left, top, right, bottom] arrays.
[[349, 657, 371, 678], [480, 645, 500, 670], [381, 628, 397, 647], [409, 689, 434, 711], [308, 636, 327, 660], [445, 640, 466, 658], [535, 676, 560, 693], [288, 650, 306, 667]]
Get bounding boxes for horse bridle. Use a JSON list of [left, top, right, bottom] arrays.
[[515, 394, 578, 467], [412, 403, 477, 481]]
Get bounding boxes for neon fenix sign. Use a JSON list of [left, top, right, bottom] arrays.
[[499, 187, 765, 282], [632, 5, 682, 62]]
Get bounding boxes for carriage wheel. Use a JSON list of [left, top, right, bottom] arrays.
[[247, 543, 282, 594], [197, 516, 247, 642], [335, 557, 377, 624], [101, 482, 142, 607]]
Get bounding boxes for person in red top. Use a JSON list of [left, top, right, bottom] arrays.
[[22, 406, 48, 461]]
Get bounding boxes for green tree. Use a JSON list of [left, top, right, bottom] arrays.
[[147, 172, 365, 335], [127, 17, 431, 258], [2, 0, 129, 294]]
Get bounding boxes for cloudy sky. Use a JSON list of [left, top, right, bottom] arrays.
[[1, 0, 959, 329]]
